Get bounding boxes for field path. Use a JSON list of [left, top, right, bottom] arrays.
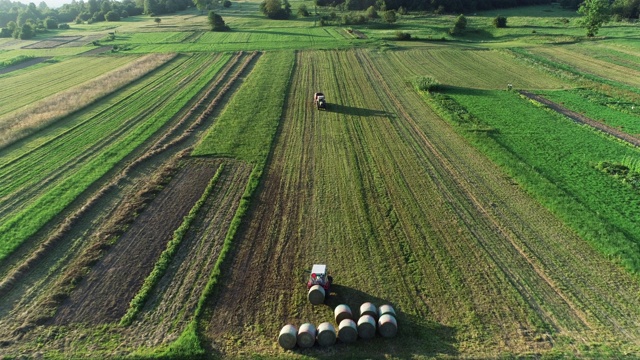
[[521, 90, 640, 147]]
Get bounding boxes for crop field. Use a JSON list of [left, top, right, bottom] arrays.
[[1, 2, 640, 359], [0, 52, 232, 262], [199, 49, 640, 358], [0, 55, 137, 116], [377, 48, 569, 90], [529, 45, 640, 87]]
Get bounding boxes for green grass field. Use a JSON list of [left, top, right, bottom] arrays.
[[1, 2, 640, 358]]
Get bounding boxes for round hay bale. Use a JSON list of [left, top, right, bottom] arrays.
[[338, 319, 358, 343], [316, 322, 337, 346], [278, 324, 298, 349], [297, 322, 316, 348], [359, 302, 378, 319], [357, 314, 376, 339], [334, 304, 353, 324], [307, 285, 325, 305], [378, 304, 396, 318], [378, 314, 398, 338]]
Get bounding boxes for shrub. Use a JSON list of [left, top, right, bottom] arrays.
[[298, 4, 310, 16], [58, 23, 70, 29], [105, 11, 121, 21], [208, 11, 230, 31], [397, 6, 407, 15], [260, 0, 292, 19], [449, 13, 467, 35], [366, 5, 378, 18], [395, 31, 411, 40], [493, 15, 507, 28], [44, 17, 58, 29], [16, 24, 34, 39], [223, 0, 232, 7], [412, 76, 441, 92], [383, 9, 396, 23]]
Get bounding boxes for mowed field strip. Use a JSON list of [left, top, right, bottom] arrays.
[[0, 55, 137, 116], [529, 45, 640, 87], [0, 53, 232, 262], [204, 49, 640, 358]]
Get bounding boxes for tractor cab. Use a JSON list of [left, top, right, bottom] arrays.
[[307, 264, 331, 290], [314, 92, 327, 110]]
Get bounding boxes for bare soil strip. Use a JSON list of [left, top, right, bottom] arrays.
[[21, 37, 83, 49], [130, 160, 252, 348], [521, 90, 640, 147], [53, 158, 224, 325], [81, 46, 113, 55], [0, 57, 51, 75]]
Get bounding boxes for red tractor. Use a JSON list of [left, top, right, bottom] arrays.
[[306, 264, 332, 305], [314, 92, 327, 110]]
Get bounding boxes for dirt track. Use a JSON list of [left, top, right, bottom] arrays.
[[520, 91, 640, 147], [54, 158, 223, 325], [0, 57, 51, 75]]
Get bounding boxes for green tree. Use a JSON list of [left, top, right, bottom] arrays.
[[16, 23, 34, 39], [154, 17, 161, 25], [366, 5, 378, 18], [297, 3, 309, 16], [145, 0, 160, 15], [105, 10, 120, 21], [223, 0, 231, 7], [44, 16, 57, 28], [449, 13, 466, 35], [208, 10, 229, 31], [578, 0, 611, 37], [493, 15, 507, 28], [383, 9, 396, 23], [260, 0, 291, 19], [193, 0, 209, 14]]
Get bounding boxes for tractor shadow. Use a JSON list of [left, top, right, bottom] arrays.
[[326, 104, 392, 118], [303, 284, 459, 358]]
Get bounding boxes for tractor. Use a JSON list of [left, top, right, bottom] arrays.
[[314, 92, 326, 110], [306, 264, 332, 305]]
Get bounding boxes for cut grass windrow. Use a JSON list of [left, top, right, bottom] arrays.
[[0, 53, 175, 149], [0, 53, 233, 264], [0, 56, 136, 117], [0, 52, 249, 296], [120, 163, 226, 326]]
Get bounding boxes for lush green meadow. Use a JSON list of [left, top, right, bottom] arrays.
[[437, 89, 640, 272], [1, 2, 640, 358], [536, 88, 640, 134]]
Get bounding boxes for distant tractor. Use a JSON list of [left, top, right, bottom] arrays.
[[306, 264, 332, 305], [314, 92, 326, 110]]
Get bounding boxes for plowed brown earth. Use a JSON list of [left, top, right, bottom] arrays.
[[204, 50, 640, 358], [54, 158, 223, 325]]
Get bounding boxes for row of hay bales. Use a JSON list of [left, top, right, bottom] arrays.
[[278, 303, 397, 350]]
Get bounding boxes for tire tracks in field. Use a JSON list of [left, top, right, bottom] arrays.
[[354, 50, 591, 334]]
